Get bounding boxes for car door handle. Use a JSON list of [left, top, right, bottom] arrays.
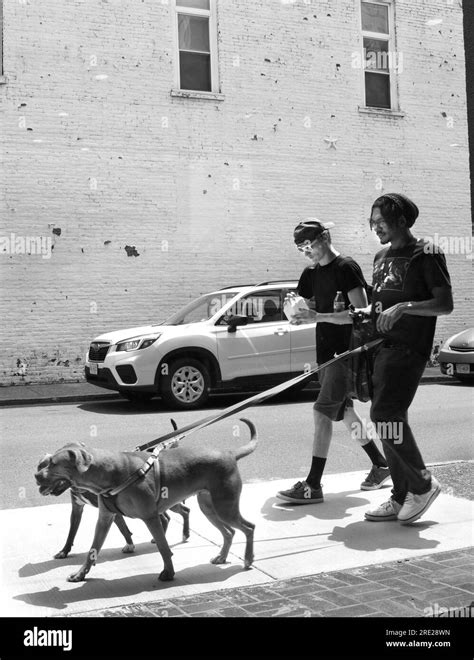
[[273, 328, 289, 336]]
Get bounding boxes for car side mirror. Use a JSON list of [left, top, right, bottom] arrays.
[[226, 315, 248, 333]]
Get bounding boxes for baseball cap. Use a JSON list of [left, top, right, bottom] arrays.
[[293, 218, 336, 244]]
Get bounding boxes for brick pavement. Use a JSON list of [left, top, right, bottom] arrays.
[[69, 547, 473, 618]]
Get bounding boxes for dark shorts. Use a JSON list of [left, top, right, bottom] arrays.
[[313, 361, 353, 422]]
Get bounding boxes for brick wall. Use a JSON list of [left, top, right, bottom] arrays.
[[0, 0, 471, 385]]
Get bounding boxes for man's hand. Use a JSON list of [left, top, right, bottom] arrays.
[[376, 302, 407, 333], [290, 309, 318, 325]]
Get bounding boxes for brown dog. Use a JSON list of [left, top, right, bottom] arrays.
[[35, 418, 257, 582]]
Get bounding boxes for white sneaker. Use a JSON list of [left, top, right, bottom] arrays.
[[365, 498, 401, 522], [398, 478, 441, 525]]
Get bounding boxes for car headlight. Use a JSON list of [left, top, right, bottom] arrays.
[[116, 334, 161, 352]]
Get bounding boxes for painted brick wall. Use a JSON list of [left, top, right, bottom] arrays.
[[0, 0, 471, 385]]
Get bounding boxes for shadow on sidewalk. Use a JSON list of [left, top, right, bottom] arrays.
[[260, 490, 374, 521], [328, 520, 440, 551], [13, 562, 244, 612], [18, 538, 204, 579]]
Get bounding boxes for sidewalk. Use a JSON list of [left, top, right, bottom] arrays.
[[0, 367, 451, 407], [1, 462, 472, 619]]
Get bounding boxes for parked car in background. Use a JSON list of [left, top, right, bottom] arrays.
[[438, 328, 474, 382], [85, 281, 317, 409]]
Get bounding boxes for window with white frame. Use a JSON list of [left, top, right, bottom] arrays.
[[360, 0, 397, 109], [174, 0, 218, 93]]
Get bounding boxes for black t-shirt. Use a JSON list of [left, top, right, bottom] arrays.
[[297, 255, 367, 364], [371, 239, 452, 358]]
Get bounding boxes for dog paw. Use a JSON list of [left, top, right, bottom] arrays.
[[210, 555, 228, 565], [67, 571, 86, 582], [158, 569, 175, 582], [54, 550, 69, 559], [121, 543, 135, 554]]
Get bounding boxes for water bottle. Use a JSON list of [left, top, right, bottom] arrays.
[[333, 290, 345, 313]]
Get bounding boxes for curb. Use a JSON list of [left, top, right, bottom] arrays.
[[0, 373, 455, 408]]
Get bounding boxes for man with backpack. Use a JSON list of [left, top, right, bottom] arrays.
[[276, 219, 390, 504]]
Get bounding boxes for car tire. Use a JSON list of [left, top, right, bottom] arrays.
[[120, 391, 155, 404], [160, 358, 211, 409]]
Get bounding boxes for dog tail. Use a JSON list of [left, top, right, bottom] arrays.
[[234, 418, 258, 461]]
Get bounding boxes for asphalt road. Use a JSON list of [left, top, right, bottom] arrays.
[[0, 381, 472, 510]]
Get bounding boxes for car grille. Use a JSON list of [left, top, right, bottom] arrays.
[[88, 342, 110, 362], [449, 345, 472, 353]]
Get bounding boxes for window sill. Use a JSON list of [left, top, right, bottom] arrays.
[[358, 106, 405, 118], [170, 89, 224, 101], [0, 76, 8, 85]]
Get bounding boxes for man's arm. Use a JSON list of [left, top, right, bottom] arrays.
[[376, 286, 453, 333], [291, 286, 368, 325]]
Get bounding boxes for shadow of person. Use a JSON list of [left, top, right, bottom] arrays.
[[260, 490, 373, 522], [13, 562, 244, 612], [328, 519, 440, 552]]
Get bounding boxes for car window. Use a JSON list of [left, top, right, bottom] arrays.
[[163, 291, 240, 325], [232, 291, 284, 324]]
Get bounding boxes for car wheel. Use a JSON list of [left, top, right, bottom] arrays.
[[120, 391, 155, 403], [160, 358, 211, 409]]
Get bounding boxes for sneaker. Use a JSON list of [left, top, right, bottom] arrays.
[[276, 481, 324, 504], [398, 478, 441, 525], [360, 465, 391, 491], [365, 498, 401, 522]]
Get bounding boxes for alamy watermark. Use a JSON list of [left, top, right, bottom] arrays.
[[0, 233, 52, 259], [351, 49, 403, 74], [424, 602, 473, 618], [351, 420, 403, 445], [423, 234, 472, 258]]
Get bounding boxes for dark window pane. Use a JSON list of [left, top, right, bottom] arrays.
[[364, 37, 389, 71], [178, 14, 209, 52], [365, 72, 391, 108], [177, 0, 210, 9], [361, 1, 389, 33], [179, 51, 211, 91]]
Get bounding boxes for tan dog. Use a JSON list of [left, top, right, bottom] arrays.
[[35, 418, 257, 582]]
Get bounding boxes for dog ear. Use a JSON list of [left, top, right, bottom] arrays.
[[68, 448, 93, 474]]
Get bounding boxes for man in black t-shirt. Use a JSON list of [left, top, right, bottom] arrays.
[[362, 193, 453, 524], [277, 219, 390, 505]]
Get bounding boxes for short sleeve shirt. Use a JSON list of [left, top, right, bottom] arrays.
[[371, 239, 452, 358], [297, 255, 367, 364]]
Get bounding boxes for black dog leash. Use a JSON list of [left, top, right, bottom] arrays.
[[136, 338, 384, 452]]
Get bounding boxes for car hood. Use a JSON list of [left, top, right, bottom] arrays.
[[91, 323, 202, 345], [448, 327, 474, 349]]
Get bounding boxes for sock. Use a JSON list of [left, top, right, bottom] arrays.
[[306, 457, 326, 489], [362, 440, 388, 468]]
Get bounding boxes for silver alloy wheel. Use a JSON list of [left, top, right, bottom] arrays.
[[171, 365, 205, 403]]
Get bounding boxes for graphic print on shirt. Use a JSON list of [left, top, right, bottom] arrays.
[[373, 257, 410, 292]]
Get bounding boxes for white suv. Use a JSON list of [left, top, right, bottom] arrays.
[[85, 281, 317, 409]]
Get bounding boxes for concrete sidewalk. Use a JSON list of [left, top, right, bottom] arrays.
[[1, 464, 472, 619], [0, 367, 451, 407]]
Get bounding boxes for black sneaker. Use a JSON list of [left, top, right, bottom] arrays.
[[360, 465, 391, 491], [276, 481, 324, 504]]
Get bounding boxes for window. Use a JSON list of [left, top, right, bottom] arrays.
[[174, 0, 218, 93], [232, 292, 284, 324], [360, 1, 397, 110]]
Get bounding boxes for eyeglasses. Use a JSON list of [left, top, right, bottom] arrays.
[[296, 238, 322, 252], [369, 218, 388, 229]]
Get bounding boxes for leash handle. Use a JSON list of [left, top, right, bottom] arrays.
[[136, 338, 384, 452]]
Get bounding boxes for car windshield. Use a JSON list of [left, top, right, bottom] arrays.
[[163, 291, 240, 325]]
